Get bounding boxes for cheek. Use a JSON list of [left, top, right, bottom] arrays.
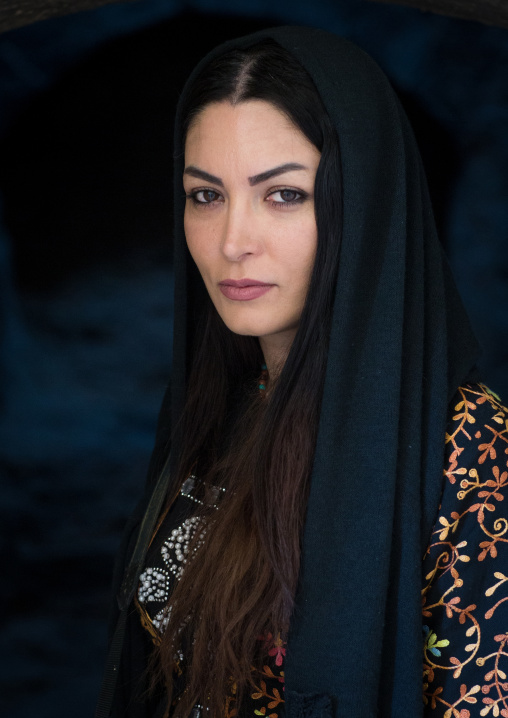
[[183, 212, 195, 256], [184, 216, 209, 273], [184, 209, 222, 264], [282, 221, 317, 287]]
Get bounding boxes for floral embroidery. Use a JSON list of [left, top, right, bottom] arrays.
[[251, 663, 285, 718], [221, 662, 285, 718], [424, 626, 451, 657], [263, 633, 286, 668], [423, 384, 508, 717]]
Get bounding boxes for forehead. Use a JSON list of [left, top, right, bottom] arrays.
[[184, 100, 318, 172]]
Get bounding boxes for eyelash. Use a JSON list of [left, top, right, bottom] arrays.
[[185, 186, 308, 209]]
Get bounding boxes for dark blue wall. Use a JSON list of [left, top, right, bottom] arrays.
[[0, 2, 506, 716]]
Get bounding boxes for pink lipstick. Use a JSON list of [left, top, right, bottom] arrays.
[[218, 279, 274, 301]]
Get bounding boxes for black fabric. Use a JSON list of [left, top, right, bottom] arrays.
[[100, 25, 481, 718], [97, 455, 172, 718]]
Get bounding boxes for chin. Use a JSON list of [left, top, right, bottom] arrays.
[[223, 320, 270, 338], [218, 312, 276, 339], [221, 315, 300, 345]]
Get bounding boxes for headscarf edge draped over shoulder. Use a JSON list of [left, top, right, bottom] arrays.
[[164, 26, 481, 718]]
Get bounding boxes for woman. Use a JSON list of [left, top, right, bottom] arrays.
[[97, 26, 507, 718]]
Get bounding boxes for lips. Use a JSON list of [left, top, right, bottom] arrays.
[[218, 279, 274, 301]]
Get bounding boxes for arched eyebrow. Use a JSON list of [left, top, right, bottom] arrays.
[[184, 166, 224, 187], [248, 162, 308, 186], [183, 162, 308, 188]]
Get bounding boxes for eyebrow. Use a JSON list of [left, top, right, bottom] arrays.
[[183, 162, 308, 188], [248, 162, 308, 186], [184, 166, 224, 187]]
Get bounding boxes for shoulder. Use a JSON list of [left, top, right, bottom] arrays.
[[437, 382, 508, 560], [422, 384, 508, 716], [446, 383, 506, 439], [444, 383, 507, 491]]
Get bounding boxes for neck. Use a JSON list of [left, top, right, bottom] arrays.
[[259, 328, 297, 379]]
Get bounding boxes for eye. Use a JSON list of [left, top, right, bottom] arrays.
[[187, 189, 224, 205], [267, 188, 307, 207]]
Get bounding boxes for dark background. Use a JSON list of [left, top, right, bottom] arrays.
[[0, 1, 506, 716]]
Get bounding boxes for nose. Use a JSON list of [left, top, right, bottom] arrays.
[[221, 198, 262, 262]]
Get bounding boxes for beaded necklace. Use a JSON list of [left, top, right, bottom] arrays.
[[258, 363, 268, 392]]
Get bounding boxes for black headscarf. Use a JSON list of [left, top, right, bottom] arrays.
[[148, 25, 481, 718]]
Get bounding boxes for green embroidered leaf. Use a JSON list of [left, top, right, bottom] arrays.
[[435, 639, 450, 648]]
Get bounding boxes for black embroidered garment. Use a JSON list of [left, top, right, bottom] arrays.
[[423, 384, 508, 718], [135, 475, 286, 717], [133, 384, 508, 718], [136, 475, 224, 641]]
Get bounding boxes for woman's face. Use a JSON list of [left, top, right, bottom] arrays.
[[183, 100, 320, 356]]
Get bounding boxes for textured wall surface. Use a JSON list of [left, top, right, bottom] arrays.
[[0, 0, 127, 33], [3, 0, 508, 32], [371, 0, 508, 27]]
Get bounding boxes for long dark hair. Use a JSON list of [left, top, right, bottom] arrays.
[[155, 39, 343, 717]]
